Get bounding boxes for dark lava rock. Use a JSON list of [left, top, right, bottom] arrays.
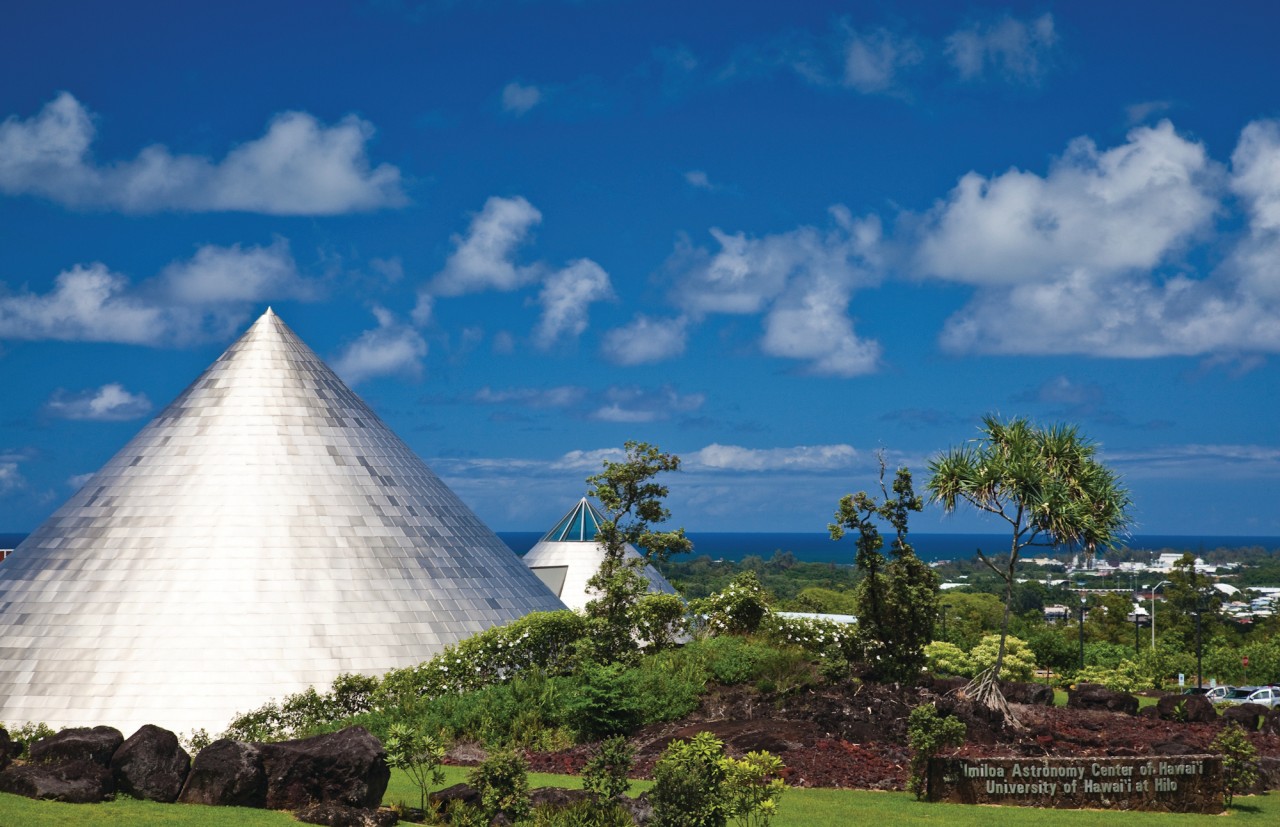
[[1258, 756, 1280, 792], [617, 790, 653, 826], [1002, 681, 1054, 706], [1152, 740, 1198, 755], [112, 724, 191, 803], [295, 801, 399, 826], [261, 726, 389, 811], [29, 726, 123, 767], [1221, 703, 1268, 731], [1137, 705, 1158, 719], [430, 782, 482, 810], [1068, 683, 1138, 715], [0, 729, 14, 772], [530, 786, 594, 809], [0, 758, 114, 803], [1267, 708, 1280, 735], [178, 738, 267, 807], [1155, 693, 1217, 723]]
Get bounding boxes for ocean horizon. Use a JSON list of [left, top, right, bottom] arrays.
[[3, 532, 1277, 566]]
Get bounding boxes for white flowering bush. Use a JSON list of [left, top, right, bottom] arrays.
[[691, 571, 771, 636], [377, 610, 588, 705], [760, 614, 857, 661]]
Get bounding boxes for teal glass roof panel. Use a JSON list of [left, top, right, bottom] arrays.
[[541, 498, 609, 542]]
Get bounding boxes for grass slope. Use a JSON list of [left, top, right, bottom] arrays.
[[2, 767, 1272, 827]]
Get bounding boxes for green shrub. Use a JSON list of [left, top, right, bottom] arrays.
[[692, 572, 771, 636], [378, 610, 589, 707], [469, 749, 531, 823], [651, 732, 730, 827], [1073, 659, 1148, 693], [383, 722, 446, 813], [5, 722, 55, 758], [582, 735, 635, 800], [527, 798, 635, 826], [566, 662, 646, 741], [633, 649, 709, 724], [635, 592, 689, 652], [906, 703, 966, 800], [1212, 722, 1259, 808], [720, 751, 786, 827]]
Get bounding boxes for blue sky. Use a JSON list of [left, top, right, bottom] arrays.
[[1, 0, 1278, 536]]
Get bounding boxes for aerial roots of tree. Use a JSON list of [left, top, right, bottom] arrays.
[[961, 666, 1025, 730]]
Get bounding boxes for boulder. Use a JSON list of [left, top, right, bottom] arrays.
[[29, 726, 123, 767], [1155, 694, 1217, 723], [0, 729, 13, 772], [616, 790, 653, 826], [0, 758, 114, 803], [430, 782, 482, 811], [111, 724, 191, 803], [1002, 682, 1054, 706], [295, 801, 399, 826], [177, 738, 267, 808], [1067, 683, 1138, 715], [1137, 705, 1158, 719], [1220, 702, 1268, 731], [1258, 756, 1280, 792], [529, 786, 593, 810], [1266, 708, 1280, 736], [260, 726, 389, 811]]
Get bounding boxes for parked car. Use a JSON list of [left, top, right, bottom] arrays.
[[1244, 686, 1280, 708], [1185, 685, 1235, 701], [1216, 687, 1259, 704]]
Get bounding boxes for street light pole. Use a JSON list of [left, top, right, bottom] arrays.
[[1148, 580, 1171, 649]]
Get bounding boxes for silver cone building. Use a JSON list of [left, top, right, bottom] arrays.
[[523, 497, 678, 612], [0, 309, 564, 735]]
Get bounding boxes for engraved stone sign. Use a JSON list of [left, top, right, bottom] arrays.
[[927, 756, 1223, 813]]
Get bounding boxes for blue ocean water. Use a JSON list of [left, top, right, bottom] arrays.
[[498, 532, 1280, 565], [3, 532, 1277, 565]]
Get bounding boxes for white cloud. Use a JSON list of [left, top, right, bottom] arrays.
[[552, 448, 627, 472], [474, 386, 587, 408], [600, 314, 689, 365], [588, 385, 705, 423], [916, 121, 1218, 286], [945, 13, 1057, 83], [533, 259, 615, 348], [842, 28, 922, 94], [1231, 119, 1280, 233], [0, 93, 405, 214], [687, 443, 859, 472], [0, 462, 24, 495], [68, 472, 94, 490], [760, 276, 881, 376], [332, 307, 428, 384], [0, 241, 318, 345], [45, 383, 152, 421], [667, 206, 883, 374], [427, 196, 543, 297], [921, 119, 1280, 357], [501, 82, 543, 115], [1106, 444, 1280, 480], [160, 239, 314, 305], [684, 170, 716, 190], [0, 264, 169, 344]]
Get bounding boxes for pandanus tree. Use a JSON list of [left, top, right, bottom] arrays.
[[927, 416, 1131, 720]]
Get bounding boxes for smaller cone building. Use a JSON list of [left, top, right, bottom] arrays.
[[0, 309, 564, 735], [523, 497, 678, 612]]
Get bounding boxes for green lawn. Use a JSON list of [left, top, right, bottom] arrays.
[[1, 767, 1274, 827]]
